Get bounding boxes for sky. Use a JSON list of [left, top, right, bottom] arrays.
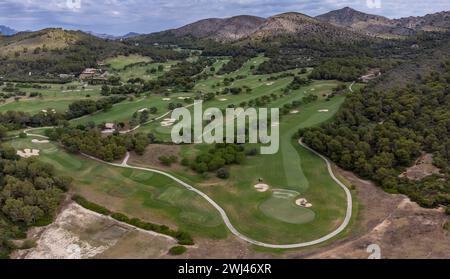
[[0, 0, 449, 35]]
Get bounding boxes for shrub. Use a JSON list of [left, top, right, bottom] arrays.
[[72, 195, 111, 215], [169, 246, 187, 255], [217, 168, 230, 179], [111, 213, 130, 223], [446, 206, 450, 215]]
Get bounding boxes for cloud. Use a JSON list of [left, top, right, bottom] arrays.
[[0, 0, 449, 35]]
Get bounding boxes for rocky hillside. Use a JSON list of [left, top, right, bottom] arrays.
[[317, 7, 449, 38], [145, 15, 265, 43], [249, 12, 363, 42]]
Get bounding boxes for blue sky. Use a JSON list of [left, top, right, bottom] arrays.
[[0, 0, 449, 35]]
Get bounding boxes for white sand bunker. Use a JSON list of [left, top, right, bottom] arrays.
[[266, 82, 274, 86], [177, 96, 189, 100], [138, 108, 148, 113], [162, 98, 171, 101], [161, 118, 176, 127], [295, 198, 313, 208], [17, 149, 40, 158], [32, 139, 50, 144], [254, 184, 270, 192], [318, 109, 329, 113], [219, 98, 228, 102], [290, 110, 299, 114]]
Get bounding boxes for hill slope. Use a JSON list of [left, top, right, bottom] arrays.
[[317, 7, 450, 38], [0, 28, 183, 81]]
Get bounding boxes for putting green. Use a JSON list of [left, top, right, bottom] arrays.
[[260, 190, 315, 224]]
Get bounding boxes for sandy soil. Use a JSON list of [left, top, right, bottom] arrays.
[[12, 202, 176, 259]]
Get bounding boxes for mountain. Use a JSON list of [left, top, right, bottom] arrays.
[[248, 12, 363, 42], [0, 25, 18, 36], [138, 12, 363, 44], [316, 7, 450, 38], [87, 31, 141, 40], [141, 15, 265, 43], [396, 11, 450, 32], [121, 32, 141, 39]]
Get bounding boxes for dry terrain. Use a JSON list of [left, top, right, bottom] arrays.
[[12, 202, 177, 259]]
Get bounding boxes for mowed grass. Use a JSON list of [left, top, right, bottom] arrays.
[[0, 83, 102, 114], [6, 137, 227, 240], [188, 94, 348, 244], [104, 55, 153, 70]]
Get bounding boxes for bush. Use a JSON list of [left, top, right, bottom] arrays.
[[72, 195, 111, 216], [20, 239, 36, 250], [217, 168, 230, 179], [444, 221, 450, 231], [169, 246, 187, 255], [111, 213, 130, 223], [446, 206, 450, 215]]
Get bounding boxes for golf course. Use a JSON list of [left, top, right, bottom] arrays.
[[3, 53, 361, 248]]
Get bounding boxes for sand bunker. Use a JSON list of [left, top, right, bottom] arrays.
[[177, 97, 189, 100], [318, 109, 329, 113], [17, 149, 40, 158], [161, 118, 176, 127], [290, 110, 299, 114], [266, 82, 274, 86], [295, 198, 313, 208], [162, 98, 171, 101], [219, 98, 228, 102], [32, 139, 50, 144], [138, 108, 148, 113], [254, 184, 270, 192]]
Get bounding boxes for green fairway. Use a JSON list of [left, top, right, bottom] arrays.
[[104, 55, 153, 70], [6, 137, 227, 239]]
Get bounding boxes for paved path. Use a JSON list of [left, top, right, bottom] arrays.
[[349, 81, 355, 93], [24, 132, 352, 249]]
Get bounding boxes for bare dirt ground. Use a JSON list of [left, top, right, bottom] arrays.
[[12, 202, 176, 259], [399, 153, 441, 181]]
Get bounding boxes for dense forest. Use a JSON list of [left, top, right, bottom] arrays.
[[0, 145, 72, 258], [300, 62, 450, 207]]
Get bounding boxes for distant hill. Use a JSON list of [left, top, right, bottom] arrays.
[[142, 15, 265, 43], [248, 12, 363, 42], [87, 31, 142, 40], [0, 25, 18, 36], [316, 7, 449, 38], [0, 28, 182, 81], [137, 12, 363, 44]]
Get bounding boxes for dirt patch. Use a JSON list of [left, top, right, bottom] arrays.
[[12, 202, 175, 259], [399, 153, 441, 181]]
